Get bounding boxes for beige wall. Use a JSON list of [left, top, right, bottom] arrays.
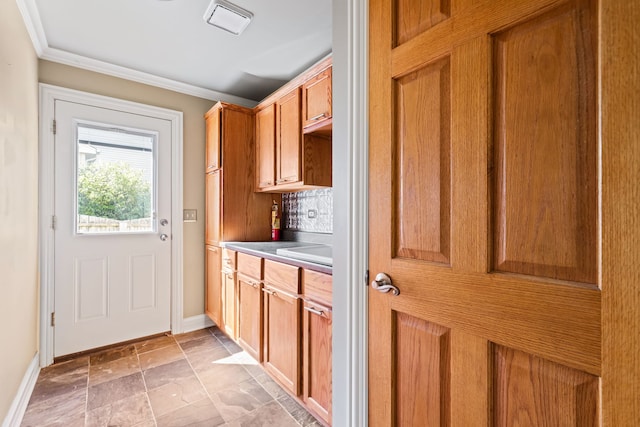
[[39, 61, 214, 318], [0, 0, 40, 421]]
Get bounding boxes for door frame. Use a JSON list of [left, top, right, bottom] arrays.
[[331, 0, 369, 425], [38, 84, 184, 367]]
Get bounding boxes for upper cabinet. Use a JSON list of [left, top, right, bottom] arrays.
[[205, 107, 221, 172], [256, 104, 276, 189], [204, 102, 276, 246], [255, 56, 333, 193], [302, 66, 332, 135], [276, 88, 303, 185]]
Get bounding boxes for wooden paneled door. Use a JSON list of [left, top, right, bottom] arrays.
[[368, 0, 615, 424]]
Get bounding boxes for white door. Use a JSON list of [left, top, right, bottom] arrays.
[[54, 99, 172, 357]]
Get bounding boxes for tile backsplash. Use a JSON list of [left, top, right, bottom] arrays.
[[282, 188, 333, 234]]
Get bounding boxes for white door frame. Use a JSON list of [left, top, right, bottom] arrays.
[[331, 0, 369, 425], [38, 84, 184, 367]]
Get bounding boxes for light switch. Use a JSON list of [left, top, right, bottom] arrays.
[[183, 209, 197, 222]]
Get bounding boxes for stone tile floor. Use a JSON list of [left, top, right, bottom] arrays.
[[21, 327, 322, 427]]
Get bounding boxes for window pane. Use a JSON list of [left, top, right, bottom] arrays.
[[76, 124, 155, 234]]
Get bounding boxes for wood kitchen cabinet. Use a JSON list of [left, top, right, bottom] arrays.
[[221, 248, 237, 339], [205, 170, 221, 246], [256, 104, 276, 190], [204, 102, 277, 327], [302, 66, 332, 135], [302, 269, 332, 425], [254, 58, 332, 193], [205, 245, 222, 327], [263, 260, 301, 395], [276, 88, 302, 185], [205, 105, 221, 172], [237, 252, 264, 361], [204, 102, 276, 246]]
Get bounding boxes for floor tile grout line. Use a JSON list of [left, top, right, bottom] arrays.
[[84, 356, 90, 427], [175, 328, 223, 417], [136, 341, 159, 427]]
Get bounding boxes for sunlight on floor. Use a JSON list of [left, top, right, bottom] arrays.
[[213, 351, 260, 365]]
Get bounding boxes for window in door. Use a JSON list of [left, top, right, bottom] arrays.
[[75, 123, 156, 234]]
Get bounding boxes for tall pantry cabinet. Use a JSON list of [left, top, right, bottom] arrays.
[[204, 102, 275, 332]]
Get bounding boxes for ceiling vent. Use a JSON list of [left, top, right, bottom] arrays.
[[203, 0, 253, 35]]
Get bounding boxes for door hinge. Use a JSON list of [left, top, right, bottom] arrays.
[[51, 215, 57, 230], [50, 312, 55, 327], [365, 270, 370, 287], [52, 119, 57, 135]]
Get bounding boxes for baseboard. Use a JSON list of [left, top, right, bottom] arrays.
[[2, 354, 40, 427], [181, 314, 214, 334]]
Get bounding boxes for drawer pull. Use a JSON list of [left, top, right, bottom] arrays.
[[309, 112, 327, 121], [304, 306, 324, 316]]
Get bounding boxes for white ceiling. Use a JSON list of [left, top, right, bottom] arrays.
[[20, 0, 332, 104]]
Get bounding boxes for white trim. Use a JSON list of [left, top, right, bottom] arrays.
[[15, 0, 257, 107], [38, 84, 184, 365], [14, 0, 46, 56], [181, 315, 215, 334], [332, 0, 368, 425], [40, 47, 258, 108], [1, 354, 40, 427]]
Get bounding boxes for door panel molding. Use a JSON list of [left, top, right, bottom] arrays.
[[38, 83, 184, 366]]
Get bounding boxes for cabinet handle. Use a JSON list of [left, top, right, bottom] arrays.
[[309, 112, 327, 121], [276, 177, 296, 184], [262, 288, 276, 296], [304, 306, 324, 316]]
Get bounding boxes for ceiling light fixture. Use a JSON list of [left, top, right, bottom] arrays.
[[203, 0, 253, 36]]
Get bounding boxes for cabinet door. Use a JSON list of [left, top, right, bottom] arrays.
[[276, 88, 302, 185], [238, 273, 263, 361], [205, 170, 221, 246], [303, 300, 332, 425], [256, 105, 276, 189], [263, 286, 301, 395], [302, 67, 332, 132], [222, 270, 237, 339], [205, 245, 222, 327], [205, 107, 221, 172]]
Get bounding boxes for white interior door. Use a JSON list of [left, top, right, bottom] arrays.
[[54, 99, 172, 357]]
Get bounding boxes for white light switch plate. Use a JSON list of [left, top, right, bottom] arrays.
[[183, 209, 197, 222]]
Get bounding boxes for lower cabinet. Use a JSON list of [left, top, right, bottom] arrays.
[[238, 273, 263, 361], [220, 248, 237, 339], [263, 260, 302, 395], [237, 252, 264, 361], [217, 253, 332, 425], [302, 270, 332, 425], [205, 245, 222, 327], [221, 268, 237, 339]]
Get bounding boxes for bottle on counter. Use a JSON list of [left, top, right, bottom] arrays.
[[271, 200, 280, 241]]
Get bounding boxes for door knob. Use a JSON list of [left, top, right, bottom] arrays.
[[371, 272, 400, 296], [160, 233, 169, 241]]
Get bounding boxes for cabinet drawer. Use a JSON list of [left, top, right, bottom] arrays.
[[302, 269, 332, 305], [264, 259, 300, 295], [222, 248, 236, 271], [237, 252, 262, 279]]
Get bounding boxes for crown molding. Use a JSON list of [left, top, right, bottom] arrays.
[[15, 0, 46, 56], [14, 0, 258, 107]]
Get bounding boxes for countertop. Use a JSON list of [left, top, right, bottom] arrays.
[[222, 241, 333, 275]]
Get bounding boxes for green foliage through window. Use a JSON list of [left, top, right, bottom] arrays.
[[78, 162, 151, 221]]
